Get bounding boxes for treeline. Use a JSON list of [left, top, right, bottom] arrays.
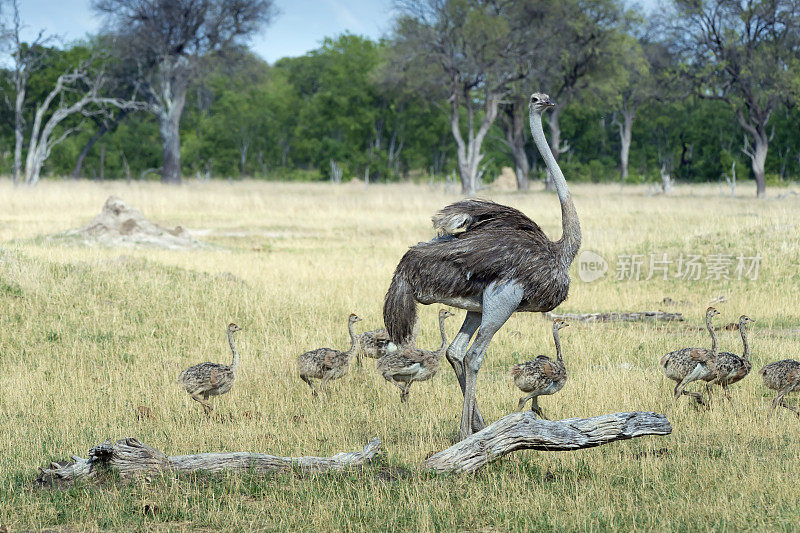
[[1, 0, 799, 197]]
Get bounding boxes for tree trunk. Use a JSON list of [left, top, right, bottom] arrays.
[[73, 110, 130, 180], [659, 164, 672, 194], [13, 86, 25, 186], [750, 137, 767, 199], [74, 127, 107, 180], [160, 112, 182, 184], [616, 107, 635, 182], [502, 97, 530, 191], [37, 437, 382, 485], [99, 145, 105, 181], [239, 140, 249, 176], [737, 111, 769, 198], [158, 86, 187, 184], [451, 90, 501, 196], [422, 411, 671, 474]]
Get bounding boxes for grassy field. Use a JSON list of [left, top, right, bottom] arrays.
[[1, 179, 799, 531]]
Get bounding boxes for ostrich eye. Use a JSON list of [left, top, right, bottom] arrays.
[[531, 96, 538, 102]]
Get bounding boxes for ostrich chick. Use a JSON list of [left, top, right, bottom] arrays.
[[705, 315, 755, 401], [510, 319, 569, 419], [358, 320, 420, 363], [660, 307, 720, 405], [358, 328, 394, 360], [178, 323, 242, 416], [298, 313, 361, 396], [376, 309, 454, 403], [760, 359, 800, 418]]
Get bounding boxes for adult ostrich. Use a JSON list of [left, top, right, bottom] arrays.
[[383, 93, 581, 440]]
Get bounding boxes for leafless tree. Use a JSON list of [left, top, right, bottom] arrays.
[[5, 0, 53, 185], [23, 59, 143, 185], [92, 0, 276, 184]]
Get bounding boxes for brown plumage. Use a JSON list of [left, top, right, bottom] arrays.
[[760, 359, 800, 417], [383, 199, 577, 344], [177, 323, 242, 415], [382, 92, 581, 440], [297, 313, 361, 396], [376, 309, 454, 403], [705, 315, 754, 399], [358, 328, 394, 359], [357, 320, 419, 361], [660, 307, 719, 405], [510, 319, 568, 419]]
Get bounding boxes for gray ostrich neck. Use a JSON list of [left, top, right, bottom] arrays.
[[553, 326, 563, 364], [530, 112, 581, 262], [739, 322, 750, 360], [228, 331, 239, 373], [437, 315, 449, 353], [346, 320, 358, 355], [706, 313, 718, 353]]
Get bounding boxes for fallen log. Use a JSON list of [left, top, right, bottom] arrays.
[[37, 437, 382, 485], [545, 310, 683, 322], [422, 411, 671, 474]]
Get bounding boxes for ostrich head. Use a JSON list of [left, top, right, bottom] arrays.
[[439, 309, 455, 319], [529, 92, 556, 114], [228, 323, 242, 333], [349, 313, 362, 324], [706, 307, 720, 318], [739, 315, 755, 326], [553, 319, 569, 330]]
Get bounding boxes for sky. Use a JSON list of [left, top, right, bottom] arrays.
[[12, 0, 396, 64], [12, 0, 660, 63]]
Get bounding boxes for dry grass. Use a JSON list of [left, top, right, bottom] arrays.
[[1, 179, 799, 531]]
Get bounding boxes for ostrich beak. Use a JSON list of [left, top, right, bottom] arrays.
[[544, 98, 556, 107]]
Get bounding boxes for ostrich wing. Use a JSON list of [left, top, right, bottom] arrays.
[[539, 360, 556, 379], [689, 348, 715, 364], [432, 199, 547, 237], [401, 348, 427, 363], [400, 227, 565, 310], [391, 362, 422, 378], [324, 349, 346, 369]]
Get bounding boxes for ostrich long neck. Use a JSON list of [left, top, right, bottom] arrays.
[[530, 111, 581, 263], [346, 320, 358, 355], [706, 313, 718, 353], [436, 315, 449, 353], [553, 326, 563, 364], [739, 322, 750, 360], [228, 331, 239, 373]]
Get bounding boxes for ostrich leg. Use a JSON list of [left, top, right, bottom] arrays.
[[460, 281, 524, 440], [446, 312, 484, 428], [768, 383, 797, 418]]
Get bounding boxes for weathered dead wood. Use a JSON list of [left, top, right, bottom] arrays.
[[545, 310, 683, 322], [422, 411, 671, 473], [37, 437, 382, 485]]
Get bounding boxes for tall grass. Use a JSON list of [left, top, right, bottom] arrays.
[[0, 179, 799, 531]]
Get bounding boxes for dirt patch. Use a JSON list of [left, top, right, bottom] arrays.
[[63, 196, 204, 249]]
